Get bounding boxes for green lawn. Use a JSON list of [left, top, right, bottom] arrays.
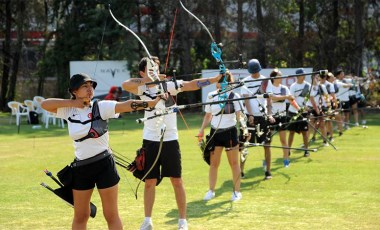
[[0, 111, 379, 229]]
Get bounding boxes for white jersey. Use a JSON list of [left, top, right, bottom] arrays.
[[138, 80, 184, 142], [56, 100, 119, 160], [271, 84, 290, 114], [240, 75, 273, 116], [324, 81, 335, 94], [344, 78, 358, 96], [289, 81, 311, 113], [336, 79, 350, 102], [306, 84, 328, 107], [205, 90, 242, 129]]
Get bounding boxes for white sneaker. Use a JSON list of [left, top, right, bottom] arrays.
[[140, 220, 153, 230], [231, 191, 242, 201], [355, 122, 359, 127], [178, 220, 188, 230], [323, 142, 329, 147], [203, 190, 215, 201], [362, 120, 366, 125]]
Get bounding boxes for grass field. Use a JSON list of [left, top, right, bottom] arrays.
[[0, 111, 379, 230]]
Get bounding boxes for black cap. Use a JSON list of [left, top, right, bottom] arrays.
[[334, 67, 343, 76], [69, 73, 97, 92]]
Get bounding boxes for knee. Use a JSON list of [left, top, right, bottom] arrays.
[[73, 211, 90, 224], [170, 177, 183, 188], [103, 211, 121, 225], [230, 160, 239, 168], [144, 179, 157, 190], [209, 160, 220, 168]]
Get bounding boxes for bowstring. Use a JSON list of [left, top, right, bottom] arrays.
[[163, 7, 190, 130]]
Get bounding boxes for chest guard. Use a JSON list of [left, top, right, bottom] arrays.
[[74, 100, 108, 142], [275, 86, 287, 103], [247, 79, 268, 95], [334, 83, 339, 93], [214, 92, 236, 116], [299, 84, 310, 97]]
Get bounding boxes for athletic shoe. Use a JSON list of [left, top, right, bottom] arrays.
[[329, 136, 334, 142], [140, 220, 153, 230], [264, 171, 272, 180], [304, 151, 310, 157], [323, 141, 329, 147], [231, 191, 242, 201], [355, 122, 359, 127], [178, 220, 188, 230], [240, 172, 245, 179], [310, 137, 316, 143], [284, 159, 290, 167], [262, 160, 267, 172], [362, 120, 366, 125], [203, 190, 215, 201]]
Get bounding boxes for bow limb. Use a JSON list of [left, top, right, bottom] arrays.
[[109, 5, 152, 58], [108, 5, 160, 83], [179, 1, 227, 104], [179, 1, 215, 42]]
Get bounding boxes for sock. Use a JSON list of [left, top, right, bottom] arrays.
[[144, 217, 152, 222], [179, 219, 187, 225]]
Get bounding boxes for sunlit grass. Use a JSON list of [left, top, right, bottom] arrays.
[[0, 112, 379, 229]]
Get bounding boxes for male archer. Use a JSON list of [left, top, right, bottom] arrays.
[[122, 57, 222, 230], [241, 59, 275, 180], [288, 68, 311, 157]]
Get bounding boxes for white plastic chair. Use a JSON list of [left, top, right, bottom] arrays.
[[24, 100, 36, 122], [33, 96, 46, 122], [24, 100, 36, 112], [44, 111, 65, 129], [7, 101, 29, 126]]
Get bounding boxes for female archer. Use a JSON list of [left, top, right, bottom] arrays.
[[198, 71, 243, 202], [41, 73, 159, 230]]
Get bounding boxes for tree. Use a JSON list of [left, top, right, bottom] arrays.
[[6, 0, 26, 103], [255, 0, 266, 67], [1, 0, 12, 111]]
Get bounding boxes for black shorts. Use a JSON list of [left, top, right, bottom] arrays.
[[72, 155, 120, 190], [143, 139, 181, 179], [247, 116, 271, 144], [210, 126, 239, 148], [349, 95, 358, 105], [271, 115, 289, 131], [358, 99, 366, 108], [340, 101, 350, 111], [287, 112, 309, 133]]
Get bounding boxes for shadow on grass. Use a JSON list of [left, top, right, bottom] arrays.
[[165, 199, 234, 225]]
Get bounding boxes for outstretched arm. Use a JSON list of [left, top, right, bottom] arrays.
[[41, 98, 91, 113], [115, 97, 160, 113], [122, 77, 152, 95], [180, 74, 223, 92]]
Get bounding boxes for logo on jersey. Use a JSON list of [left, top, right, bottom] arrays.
[[88, 113, 93, 119]]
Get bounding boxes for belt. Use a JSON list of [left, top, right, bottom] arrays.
[[71, 150, 111, 168]]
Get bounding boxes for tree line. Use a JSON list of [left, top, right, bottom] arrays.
[[1, 0, 379, 111]]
